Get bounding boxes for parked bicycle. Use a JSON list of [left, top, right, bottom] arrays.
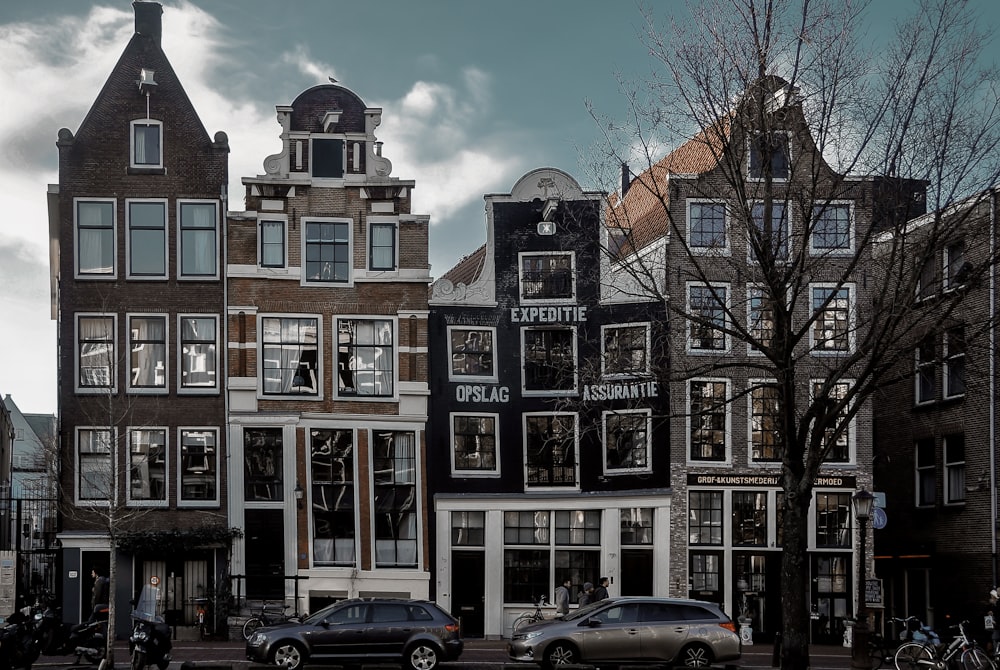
[[870, 616, 921, 669], [512, 595, 550, 633], [242, 601, 296, 640], [894, 620, 989, 670]]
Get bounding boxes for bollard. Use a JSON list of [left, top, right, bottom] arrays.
[[771, 631, 782, 668]]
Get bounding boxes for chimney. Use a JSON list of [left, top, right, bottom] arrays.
[[133, 1, 163, 46], [621, 162, 631, 196]]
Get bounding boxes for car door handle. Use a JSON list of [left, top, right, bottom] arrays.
[[627, 628, 639, 635]]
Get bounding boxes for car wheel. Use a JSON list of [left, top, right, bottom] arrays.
[[271, 641, 307, 670], [543, 641, 579, 669], [676, 643, 713, 668], [406, 642, 441, 670]]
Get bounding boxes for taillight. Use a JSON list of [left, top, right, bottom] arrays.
[[444, 623, 459, 633], [720, 621, 738, 633]]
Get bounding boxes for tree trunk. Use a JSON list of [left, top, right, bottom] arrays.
[[779, 489, 812, 670]]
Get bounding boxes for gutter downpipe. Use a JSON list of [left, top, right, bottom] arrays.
[[991, 187, 997, 587]]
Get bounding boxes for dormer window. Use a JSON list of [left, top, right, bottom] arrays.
[[749, 132, 789, 180], [312, 138, 344, 178], [131, 119, 162, 168]]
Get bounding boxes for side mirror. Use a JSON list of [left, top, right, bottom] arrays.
[[586, 617, 603, 628], [320, 620, 330, 628]]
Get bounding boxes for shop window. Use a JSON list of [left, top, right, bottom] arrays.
[[76, 199, 116, 277], [504, 510, 550, 545], [311, 429, 356, 566], [372, 431, 417, 568], [555, 510, 600, 545], [814, 492, 851, 548], [244, 428, 283, 501], [689, 490, 723, 545], [262, 317, 319, 396], [524, 414, 577, 488], [452, 414, 498, 474], [732, 491, 767, 546], [503, 549, 550, 603]]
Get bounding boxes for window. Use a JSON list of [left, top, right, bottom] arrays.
[[523, 327, 576, 393], [76, 199, 115, 277], [524, 413, 577, 488], [750, 382, 782, 462], [128, 315, 167, 391], [945, 240, 967, 290], [915, 439, 936, 507], [602, 324, 649, 377], [689, 380, 728, 462], [519, 252, 574, 301], [688, 284, 729, 352], [944, 434, 965, 504], [131, 119, 162, 168], [179, 316, 218, 391], [312, 138, 344, 178], [811, 284, 853, 353], [944, 327, 966, 399], [504, 510, 550, 545], [244, 428, 283, 501], [502, 510, 600, 604], [448, 327, 496, 380], [77, 314, 115, 391], [77, 428, 112, 502], [917, 254, 937, 301], [369, 221, 397, 271], [814, 492, 850, 547], [337, 318, 394, 397], [128, 428, 166, 504], [732, 491, 767, 546], [915, 336, 936, 404], [604, 410, 650, 473], [620, 508, 653, 545], [452, 414, 499, 474], [688, 491, 723, 545], [259, 219, 286, 268], [262, 316, 319, 396], [811, 203, 852, 253], [690, 553, 721, 592], [127, 200, 166, 277], [178, 201, 218, 278], [555, 510, 601, 545], [452, 511, 485, 546], [750, 201, 790, 261], [747, 286, 777, 353], [179, 428, 218, 504], [503, 548, 550, 604], [815, 381, 852, 463], [372, 431, 418, 568], [304, 220, 351, 283], [749, 132, 789, 179], [688, 201, 728, 252], [311, 429, 356, 566]]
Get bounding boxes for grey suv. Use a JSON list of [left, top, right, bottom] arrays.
[[508, 596, 740, 669], [245, 598, 463, 670]]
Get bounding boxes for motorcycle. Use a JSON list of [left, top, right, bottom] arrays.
[[33, 593, 108, 666], [128, 585, 171, 670], [0, 606, 41, 670]]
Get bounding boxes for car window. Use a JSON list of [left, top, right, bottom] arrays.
[[590, 603, 638, 625], [678, 604, 717, 621], [407, 604, 434, 621], [326, 603, 368, 624], [370, 604, 410, 623], [638, 602, 685, 623]]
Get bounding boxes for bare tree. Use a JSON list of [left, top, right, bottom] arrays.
[[584, 1, 1000, 668]]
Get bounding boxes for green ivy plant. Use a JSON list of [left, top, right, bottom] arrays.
[[116, 526, 243, 554]]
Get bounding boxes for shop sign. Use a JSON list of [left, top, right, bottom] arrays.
[[687, 473, 857, 488], [582, 381, 659, 401], [455, 384, 510, 403], [510, 305, 588, 323]]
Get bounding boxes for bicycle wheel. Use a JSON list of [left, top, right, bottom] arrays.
[[511, 614, 537, 633], [895, 642, 933, 670], [868, 635, 888, 669], [243, 616, 263, 640], [962, 647, 995, 670]]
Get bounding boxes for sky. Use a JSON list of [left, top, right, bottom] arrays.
[[0, 0, 997, 415]]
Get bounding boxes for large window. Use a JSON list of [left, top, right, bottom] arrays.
[[732, 491, 767, 546], [312, 138, 344, 178], [337, 318, 394, 397], [452, 414, 498, 474], [602, 324, 649, 377], [76, 199, 115, 277], [915, 336, 936, 404], [944, 327, 966, 398], [179, 428, 218, 504], [259, 219, 286, 268], [524, 414, 577, 488], [502, 510, 600, 604], [180, 316, 218, 390], [127, 200, 166, 277], [77, 428, 112, 502], [689, 380, 728, 462], [815, 381, 852, 463], [311, 429, 356, 566], [448, 327, 496, 380], [814, 492, 851, 547], [244, 428, 283, 501], [811, 203, 852, 253], [747, 286, 776, 353], [944, 434, 965, 505], [372, 431, 418, 568], [178, 201, 218, 278], [749, 132, 789, 180], [604, 411, 650, 473], [519, 252, 574, 301], [688, 491, 723, 545], [77, 315, 115, 391], [750, 201, 789, 261], [131, 120, 162, 168], [811, 284, 853, 353], [688, 201, 728, 252], [749, 382, 782, 462], [262, 317, 319, 396], [915, 439, 936, 507], [305, 220, 350, 283], [369, 221, 397, 271], [128, 428, 166, 504], [523, 327, 576, 393], [688, 284, 729, 352], [129, 315, 167, 391]]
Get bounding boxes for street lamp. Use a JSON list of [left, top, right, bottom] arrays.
[[851, 489, 875, 670]]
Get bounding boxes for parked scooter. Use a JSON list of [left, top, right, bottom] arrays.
[[0, 606, 41, 670], [128, 585, 171, 670], [33, 593, 108, 666]]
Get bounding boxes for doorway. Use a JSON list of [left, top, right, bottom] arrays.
[[451, 551, 484, 637], [245, 510, 285, 599]]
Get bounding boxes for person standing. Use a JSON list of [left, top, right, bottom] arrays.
[[554, 578, 571, 616], [988, 589, 1000, 652], [91, 566, 109, 609], [593, 577, 610, 601], [579, 582, 594, 607]]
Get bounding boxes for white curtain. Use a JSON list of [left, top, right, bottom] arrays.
[[182, 204, 216, 275], [371, 224, 394, 268]]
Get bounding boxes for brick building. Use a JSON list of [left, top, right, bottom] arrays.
[[225, 81, 433, 613], [49, 1, 230, 634]]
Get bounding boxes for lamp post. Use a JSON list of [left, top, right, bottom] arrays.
[[851, 489, 875, 670]]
